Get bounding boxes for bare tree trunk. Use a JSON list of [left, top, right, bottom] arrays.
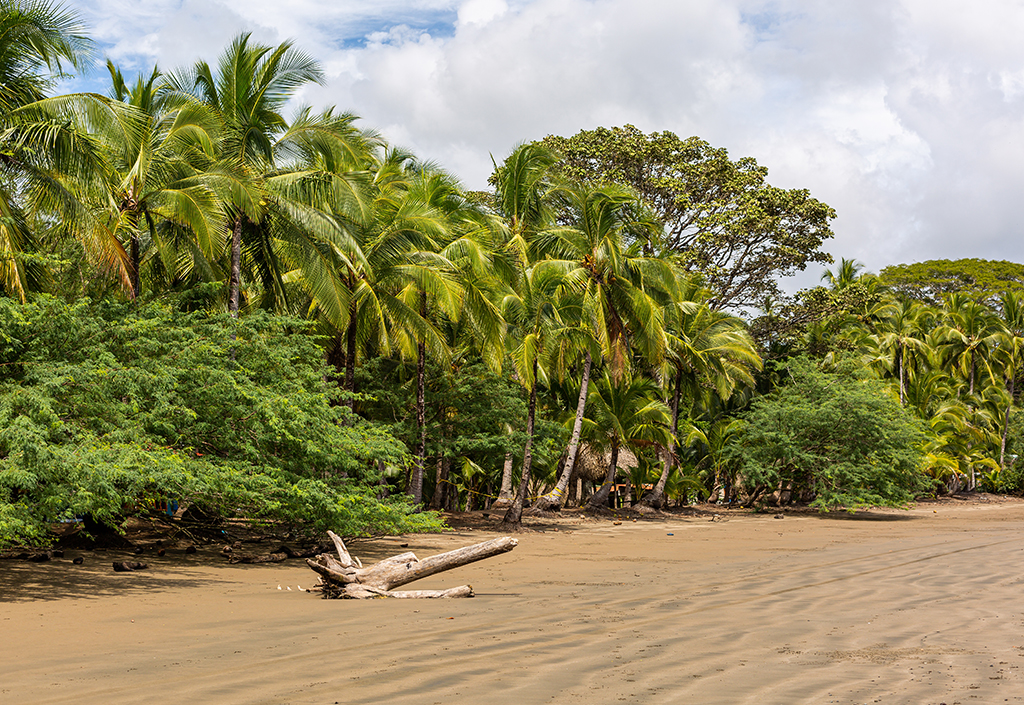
[[535, 350, 592, 511], [643, 366, 682, 508], [228, 216, 242, 317], [588, 441, 620, 509], [501, 362, 537, 530], [307, 532, 517, 599]]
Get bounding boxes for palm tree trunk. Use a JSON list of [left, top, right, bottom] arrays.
[[431, 455, 449, 510], [969, 349, 976, 396], [344, 303, 358, 409], [643, 366, 682, 508], [897, 341, 904, 405], [228, 215, 242, 317], [535, 350, 593, 511], [410, 290, 428, 505], [1001, 374, 1015, 470], [129, 233, 141, 300], [588, 440, 620, 509], [501, 361, 538, 530], [494, 451, 515, 507], [412, 347, 427, 504]]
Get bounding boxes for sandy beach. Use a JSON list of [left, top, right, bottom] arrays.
[[4, 499, 1024, 704]]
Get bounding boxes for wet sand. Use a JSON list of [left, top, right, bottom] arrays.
[[4, 500, 1024, 704]]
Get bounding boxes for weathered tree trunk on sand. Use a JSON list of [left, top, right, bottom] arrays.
[[306, 531, 518, 599]]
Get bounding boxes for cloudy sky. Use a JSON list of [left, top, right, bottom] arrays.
[[64, 0, 1024, 287]]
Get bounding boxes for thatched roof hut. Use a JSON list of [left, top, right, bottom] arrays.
[[574, 443, 639, 483]]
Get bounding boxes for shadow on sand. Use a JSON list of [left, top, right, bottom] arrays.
[[0, 547, 298, 603]]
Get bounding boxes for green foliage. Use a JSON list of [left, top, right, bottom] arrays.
[[0, 297, 442, 547], [355, 354, 565, 507], [748, 281, 884, 362], [878, 259, 1024, 307], [731, 357, 928, 510], [539, 125, 836, 310]]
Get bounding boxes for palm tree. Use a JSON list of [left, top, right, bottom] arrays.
[[166, 33, 369, 317], [498, 261, 580, 528], [488, 143, 568, 526], [96, 61, 223, 298], [0, 0, 141, 299], [994, 291, 1024, 469], [304, 148, 498, 505], [864, 298, 932, 405], [821, 257, 864, 290], [391, 164, 504, 505], [643, 284, 760, 508], [532, 182, 674, 511], [688, 417, 744, 503], [937, 293, 1002, 397]]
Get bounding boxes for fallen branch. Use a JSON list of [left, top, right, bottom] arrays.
[[306, 532, 517, 599]]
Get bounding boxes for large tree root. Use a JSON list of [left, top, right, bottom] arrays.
[[306, 532, 517, 599]]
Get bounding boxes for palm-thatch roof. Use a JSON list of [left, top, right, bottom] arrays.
[[574, 443, 639, 482]]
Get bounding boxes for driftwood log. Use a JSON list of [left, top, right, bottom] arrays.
[[305, 531, 517, 599]]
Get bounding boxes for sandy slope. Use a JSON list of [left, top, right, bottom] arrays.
[[3, 500, 1024, 704]]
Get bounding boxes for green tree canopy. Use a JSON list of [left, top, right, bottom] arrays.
[[538, 125, 836, 310], [878, 259, 1024, 307]]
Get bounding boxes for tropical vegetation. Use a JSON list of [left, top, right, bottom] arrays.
[[4, 0, 1024, 548]]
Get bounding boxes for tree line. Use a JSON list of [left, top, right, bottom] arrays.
[[2, 1, 1019, 546]]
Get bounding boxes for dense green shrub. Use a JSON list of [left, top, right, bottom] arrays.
[[731, 357, 928, 510], [0, 297, 443, 547]]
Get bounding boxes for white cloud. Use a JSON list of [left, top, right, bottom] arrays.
[[67, 0, 1024, 284], [457, 0, 508, 27]]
